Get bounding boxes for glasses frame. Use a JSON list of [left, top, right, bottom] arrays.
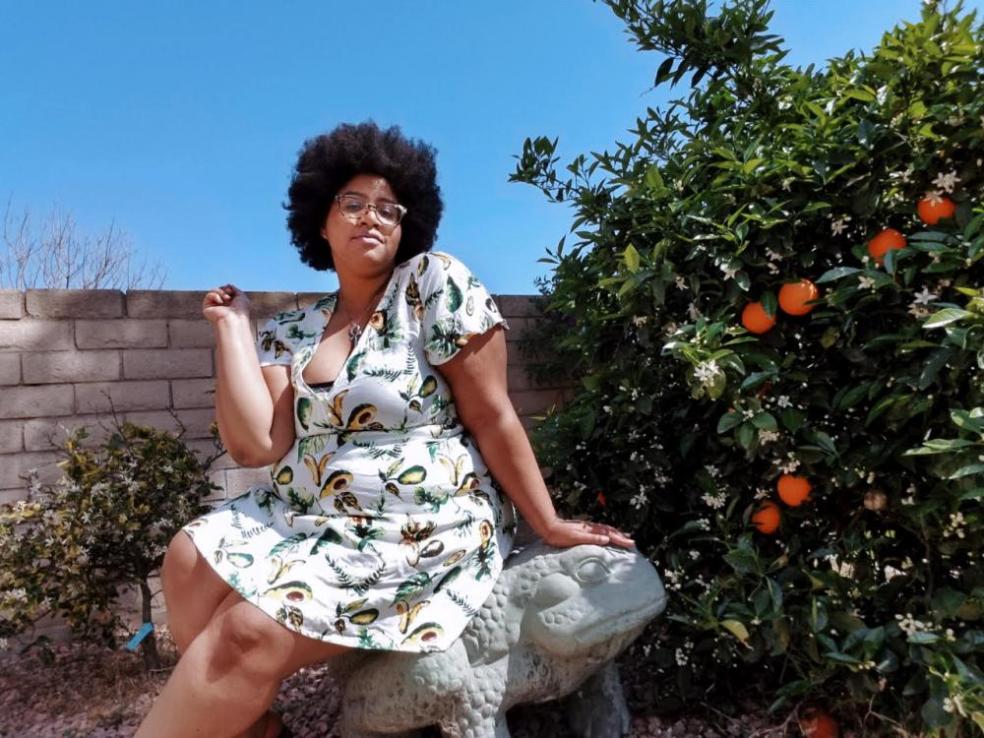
[[333, 193, 408, 228]]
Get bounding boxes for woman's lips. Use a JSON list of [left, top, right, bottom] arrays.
[[353, 234, 383, 246]]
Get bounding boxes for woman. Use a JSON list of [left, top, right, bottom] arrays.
[[136, 122, 634, 738]]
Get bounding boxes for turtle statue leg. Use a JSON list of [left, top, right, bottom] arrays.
[[437, 713, 511, 738], [563, 661, 631, 738]]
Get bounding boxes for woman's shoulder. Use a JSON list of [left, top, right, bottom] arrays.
[[258, 300, 325, 348], [401, 250, 477, 284]]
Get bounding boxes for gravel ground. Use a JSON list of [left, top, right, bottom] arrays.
[[0, 626, 797, 738]]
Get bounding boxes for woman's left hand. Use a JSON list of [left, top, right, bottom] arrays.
[[541, 518, 635, 549]]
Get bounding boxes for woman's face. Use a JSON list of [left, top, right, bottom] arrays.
[[321, 173, 403, 276]]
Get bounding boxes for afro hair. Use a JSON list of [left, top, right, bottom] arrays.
[[284, 121, 443, 271]]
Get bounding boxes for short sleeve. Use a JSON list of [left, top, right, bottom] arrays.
[[419, 252, 510, 365], [255, 315, 293, 367]]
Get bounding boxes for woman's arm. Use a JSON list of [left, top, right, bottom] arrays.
[[204, 285, 296, 468], [435, 326, 634, 549]]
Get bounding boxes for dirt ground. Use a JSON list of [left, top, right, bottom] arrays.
[[0, 625, 794, 738]]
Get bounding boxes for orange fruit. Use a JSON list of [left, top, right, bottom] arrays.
[[779, 279, 820, 316], [867, 228, 906, 265], [741, 301, 776, 334], [799, 709, 839, 738], [777, 474, 812, 507], [751, 501, 781, 535], [596, 491, 607, 507], [917, 194, 956, 225]]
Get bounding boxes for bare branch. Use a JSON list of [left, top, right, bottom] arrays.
[[0, 198, 167, 290]]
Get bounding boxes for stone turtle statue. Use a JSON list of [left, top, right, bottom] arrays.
[[331, 537, 667, 738]]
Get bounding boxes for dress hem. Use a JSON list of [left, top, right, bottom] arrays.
[[181, 527, 464, 654]]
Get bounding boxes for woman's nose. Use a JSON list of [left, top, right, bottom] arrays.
[[358, 205, 382, 227]]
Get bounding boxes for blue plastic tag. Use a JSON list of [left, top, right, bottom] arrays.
[[124, 622, 155, 651]]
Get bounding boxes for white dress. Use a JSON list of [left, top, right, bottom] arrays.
[[182, 250, 518, 652]]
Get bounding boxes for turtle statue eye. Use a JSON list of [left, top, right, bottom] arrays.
[[575, 558, 609, 584]]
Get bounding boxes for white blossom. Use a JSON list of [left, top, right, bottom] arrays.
[[830, 216, 851, 236], [777, 395, 792, 408], [912, 286, 939, 306], [932, 170, 960, 194], [758, 429, 780, 444], [694, 360, 722, 387], [701, 491, 727, 509], [629, 491, 649, 510], [858, 275, 876, 290]]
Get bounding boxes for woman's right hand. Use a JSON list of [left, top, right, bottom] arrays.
[[202, 283, 251, 324]]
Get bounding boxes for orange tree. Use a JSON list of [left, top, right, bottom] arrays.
[[512, 0, 983, 734]]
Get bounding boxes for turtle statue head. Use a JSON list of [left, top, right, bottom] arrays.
[[522, 544, 666, 663]]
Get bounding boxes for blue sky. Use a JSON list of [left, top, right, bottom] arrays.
[[2, 1, 980, 296]]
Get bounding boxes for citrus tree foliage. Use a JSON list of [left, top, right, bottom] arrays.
[[512, 0, 983, 732], [0, 421, 218, 668]]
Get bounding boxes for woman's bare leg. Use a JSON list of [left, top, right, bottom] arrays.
[[135, 587, 350, 738], [161, 531, 235, 653], [159, 531, 279, 738]]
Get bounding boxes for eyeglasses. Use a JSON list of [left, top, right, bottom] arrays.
[[333, 193, 407, 228]]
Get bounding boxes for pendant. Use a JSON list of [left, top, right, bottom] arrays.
[[347, 322, 362, 343]]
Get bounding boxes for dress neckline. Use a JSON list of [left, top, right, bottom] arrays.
[[296, 267, 399, 395]]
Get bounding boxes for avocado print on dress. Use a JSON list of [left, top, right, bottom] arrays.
[[180, 251, 516, 653]]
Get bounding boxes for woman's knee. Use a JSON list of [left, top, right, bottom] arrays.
[[211, 599, 296, 677], [161, 530, 198, 586]]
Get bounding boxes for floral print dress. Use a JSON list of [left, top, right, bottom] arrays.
[[182, 251, 517, 652]]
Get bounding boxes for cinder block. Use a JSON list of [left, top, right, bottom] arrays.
[[506, 363, 535, 391], [0, 450, 63, 490], [186, 439, 236, 471], [0, 384, 74, 419], [124, 408, 215, 439], [0, 487, 29, 506], [0, 291, 24, 319], [171, 378, 215, 408], [76, 319, 167, 349], [123, 348, 212, 379], [24, 415, 117, 452], [250, 292, 301, 321], [0, 420, 23, 453], [202, 469, 226, 501], [508, 388, 569, 416], [76, 380, 170, 413], [126, 291, 203, 319], [25, 289, 124, 318], [503, 317, 537, 343], [0, 353, 19, 384], [22, 350, 120, 384], [0, 319, 74, 351], [496, 295, 544, 318], [225, 466, 272, 494], [295, 292, 325, 309], [168, 319, 214, 348]]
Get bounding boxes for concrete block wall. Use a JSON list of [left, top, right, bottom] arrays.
[[0, 288, 574, 643]]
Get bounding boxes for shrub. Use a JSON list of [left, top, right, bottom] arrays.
[[512, 0, 983, 733], [0, 418, 220, 668]]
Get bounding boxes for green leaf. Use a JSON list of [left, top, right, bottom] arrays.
[[947, 463, 984, 480], [815, 266, 861, 284], [721, 619, 750, 644], [751, 412, 778, 431], [623, 244, 641, 273], [923, 308, 972, 329], [717, 412, 742, 434]]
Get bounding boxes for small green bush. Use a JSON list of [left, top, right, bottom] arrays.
[[0, 418, 219, 668], [513, 0, 983, 733]]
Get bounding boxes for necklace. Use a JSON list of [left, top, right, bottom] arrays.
[[335, 277, 390, 344]]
